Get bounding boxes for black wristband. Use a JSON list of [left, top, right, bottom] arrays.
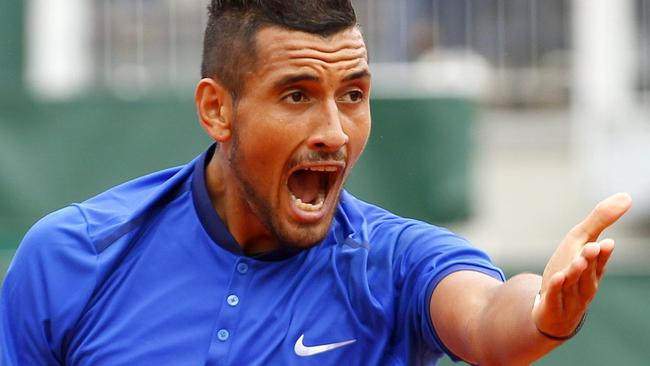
[[536, 312, 587, 341], [533, 293, 588, 341]]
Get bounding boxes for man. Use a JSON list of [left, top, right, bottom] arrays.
[[0, 1, 632, 365]]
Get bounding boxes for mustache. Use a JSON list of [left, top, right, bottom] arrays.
[[287, 150, 347, 170]]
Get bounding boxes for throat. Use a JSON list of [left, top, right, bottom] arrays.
[[241, 236, 280, 256], [225, 197, 282, 254]]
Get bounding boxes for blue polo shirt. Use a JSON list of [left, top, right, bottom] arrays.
[[1, 145, 504, 365]]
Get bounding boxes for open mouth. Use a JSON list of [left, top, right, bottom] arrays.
[[287, 164, 343, 215]]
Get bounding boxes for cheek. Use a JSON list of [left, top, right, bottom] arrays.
[[345, 114, 371, 160], [235, 118, 296, 181], [249, 119, 295, 151]]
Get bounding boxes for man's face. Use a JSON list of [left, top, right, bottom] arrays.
[[227, 26, 371, 249]]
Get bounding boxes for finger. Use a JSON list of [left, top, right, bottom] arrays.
[[596, 238, 615, 280], [577, 244, 599, 299], [563, 254, 589, 287], [561, 255, 595, 317], [560, 275, 582, 318], [581, 242, 601, 261], [568, 193, 632, 243], [544, 272, 565, 312]]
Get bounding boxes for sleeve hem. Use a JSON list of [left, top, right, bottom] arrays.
[[424, 264, 506, 363]]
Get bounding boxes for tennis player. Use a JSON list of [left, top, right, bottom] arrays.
[[0, 1, 632, 365]]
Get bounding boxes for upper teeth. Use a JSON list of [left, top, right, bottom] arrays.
[[306, 166, 338, 172]]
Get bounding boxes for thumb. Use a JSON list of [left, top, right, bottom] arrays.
[[567, 192, 632, 244]]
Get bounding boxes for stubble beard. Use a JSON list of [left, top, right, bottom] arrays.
[[227, 127, 338, 249]]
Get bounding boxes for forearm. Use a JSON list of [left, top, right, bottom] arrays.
[[433, 195, 630, 365], [469, 273, 562, 366]]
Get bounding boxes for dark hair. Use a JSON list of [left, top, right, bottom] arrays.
[[201, 0, 357, 100]]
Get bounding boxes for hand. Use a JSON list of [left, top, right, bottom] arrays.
[[532, 193, 632, 339]]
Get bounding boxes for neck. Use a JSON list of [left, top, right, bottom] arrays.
[[205, 149, 279, 255]]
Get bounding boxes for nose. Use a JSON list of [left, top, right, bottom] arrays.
[[307, 100, 349, 152]]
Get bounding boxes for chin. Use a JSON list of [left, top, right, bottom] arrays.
[[276, 213, 336, 249]]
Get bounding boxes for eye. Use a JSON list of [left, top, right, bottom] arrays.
[[284, 91, 309, 104], [339, 90, 364, 103]]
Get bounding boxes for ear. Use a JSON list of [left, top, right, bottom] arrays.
[[195, 78, 234, 143]]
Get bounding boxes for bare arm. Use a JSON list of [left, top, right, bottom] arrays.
[[430, 193, 632, 365]]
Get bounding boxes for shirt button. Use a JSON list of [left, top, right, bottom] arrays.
[[237, 262, 248, 274], [227, 294, 240, 307], [217, 329, 230, 341]]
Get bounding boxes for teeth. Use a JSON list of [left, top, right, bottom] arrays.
[[291, 192, 325, 212], [307, 166, 338, 172]]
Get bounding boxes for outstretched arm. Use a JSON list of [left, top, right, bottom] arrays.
[[430, 193, 632, 366]]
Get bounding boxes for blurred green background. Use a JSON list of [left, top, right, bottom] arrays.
[[2, 0, 649, 364]]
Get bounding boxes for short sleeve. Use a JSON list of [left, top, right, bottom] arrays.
[[390, 222, 505, 362], [1, 206, 98, 365]]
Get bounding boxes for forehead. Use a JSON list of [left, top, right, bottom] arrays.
[[251, 26, 369, 77]]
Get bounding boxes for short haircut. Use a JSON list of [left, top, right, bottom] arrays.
[[201, 0, 358, 100]]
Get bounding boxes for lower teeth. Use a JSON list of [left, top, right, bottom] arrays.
[[292, 192, 325, 211]]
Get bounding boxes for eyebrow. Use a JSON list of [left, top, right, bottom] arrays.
[[273, 73, 320, 89], [342, 69, 371, 82], [273, 69, 371, 90]]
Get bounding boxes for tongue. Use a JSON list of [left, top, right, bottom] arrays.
[[288, 170, 321, 204]]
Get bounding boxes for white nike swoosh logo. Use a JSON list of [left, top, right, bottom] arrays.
[[294, 334, 357, 357]]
